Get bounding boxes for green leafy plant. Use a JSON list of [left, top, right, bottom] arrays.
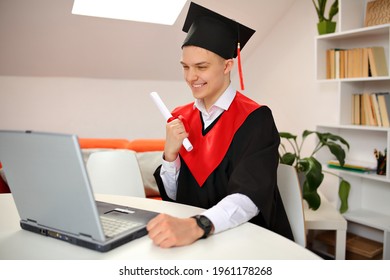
[[279, 130, 351, 213], [312, 0, 339, 22]]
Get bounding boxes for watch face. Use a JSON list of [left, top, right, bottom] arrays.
[[199, 216, 211, 227], [196, 215, 212, 239]]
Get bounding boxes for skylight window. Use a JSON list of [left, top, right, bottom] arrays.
[[72, 0, 187, 25]]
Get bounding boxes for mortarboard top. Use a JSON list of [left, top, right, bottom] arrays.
[[181, 2, 255, 59]]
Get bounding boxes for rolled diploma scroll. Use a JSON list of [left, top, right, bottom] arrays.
[[150, 92, 193, 152]]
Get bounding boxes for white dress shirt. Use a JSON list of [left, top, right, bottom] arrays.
[[160, 84, 259, 234]]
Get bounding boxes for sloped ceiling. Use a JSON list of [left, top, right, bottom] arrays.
[[0, 0, 296, 80]]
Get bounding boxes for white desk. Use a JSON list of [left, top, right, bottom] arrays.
[[0, 193, 321, 260], [304, 192, 347, 260]]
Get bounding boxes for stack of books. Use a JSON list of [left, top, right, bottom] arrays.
[[326, 46, 388, 79], [352, 92, 390, 127], [328, 160, 376, 173]]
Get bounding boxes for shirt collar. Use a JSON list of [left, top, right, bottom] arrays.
[[194, 84, 236, 112]]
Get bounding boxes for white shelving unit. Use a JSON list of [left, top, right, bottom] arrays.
[[315, 0, 390, 260]]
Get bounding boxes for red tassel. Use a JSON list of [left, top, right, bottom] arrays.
[[237, 42, 244, 91]]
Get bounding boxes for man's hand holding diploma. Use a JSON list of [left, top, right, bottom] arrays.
[[150, 92, 193, 159]]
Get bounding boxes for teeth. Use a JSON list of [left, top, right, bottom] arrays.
[[193, 84, 204, 88]]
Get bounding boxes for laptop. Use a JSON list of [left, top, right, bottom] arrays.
[[0, 130, 158, 252]]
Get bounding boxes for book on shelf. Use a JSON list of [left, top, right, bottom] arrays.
[[351, 92, 390, 127], [360, 93, 366, 125], [347, 48, 354, 78], [328, 160, 376, 173], [326, 46, 388, 79], [377, 92, 390, 127], [335, 49, 340, 79], [370, 93, 382, 127], [326, 49, 335, 79], [363, 93, 376, 126], [352, 93, 361, 125], [353, 93, 366, 125], [367, 46, 389, 77], [362, 47, 369, 78], [326, 48, 344, 79], [340, 49, 346, 79]]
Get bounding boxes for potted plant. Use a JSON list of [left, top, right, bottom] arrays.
[[279, 130, 351, 213], [312, 0, 339, 35]]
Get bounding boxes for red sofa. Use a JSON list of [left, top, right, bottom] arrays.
[[78, 138, 165, 152]]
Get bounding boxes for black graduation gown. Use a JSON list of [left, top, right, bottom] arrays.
[[154, 106, 294, 241]]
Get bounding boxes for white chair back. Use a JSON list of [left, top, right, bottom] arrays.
[[277, 164, 306, 247], [86, 150, 146, 198]]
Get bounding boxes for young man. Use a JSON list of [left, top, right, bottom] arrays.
[[147, 2, 293, 248]]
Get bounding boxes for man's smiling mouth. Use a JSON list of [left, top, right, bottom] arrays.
[[192, 83, 206, 88]]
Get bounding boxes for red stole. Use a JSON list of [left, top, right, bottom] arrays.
[[171, 92, 261, 187]]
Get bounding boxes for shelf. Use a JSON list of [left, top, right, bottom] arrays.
[[317, 76, 390, 83], [318, 124, 390, 132], [344, 209, 390, 232], [316, 24, 390, 41], [324, 165, 389, 183]]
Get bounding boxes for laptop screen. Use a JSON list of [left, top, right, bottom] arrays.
[[0, 130, 106, 241]]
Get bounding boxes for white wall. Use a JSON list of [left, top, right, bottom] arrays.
[[0, 77, 191, 139]]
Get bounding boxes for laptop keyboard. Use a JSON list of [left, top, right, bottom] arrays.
[[100, 216, 142, 238]]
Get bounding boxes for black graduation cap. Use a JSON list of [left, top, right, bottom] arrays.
[[181, 2, 255, 90], [182, 2, 255, 59]]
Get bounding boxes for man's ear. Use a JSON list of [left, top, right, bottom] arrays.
[[224, 59, 234, 74]]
